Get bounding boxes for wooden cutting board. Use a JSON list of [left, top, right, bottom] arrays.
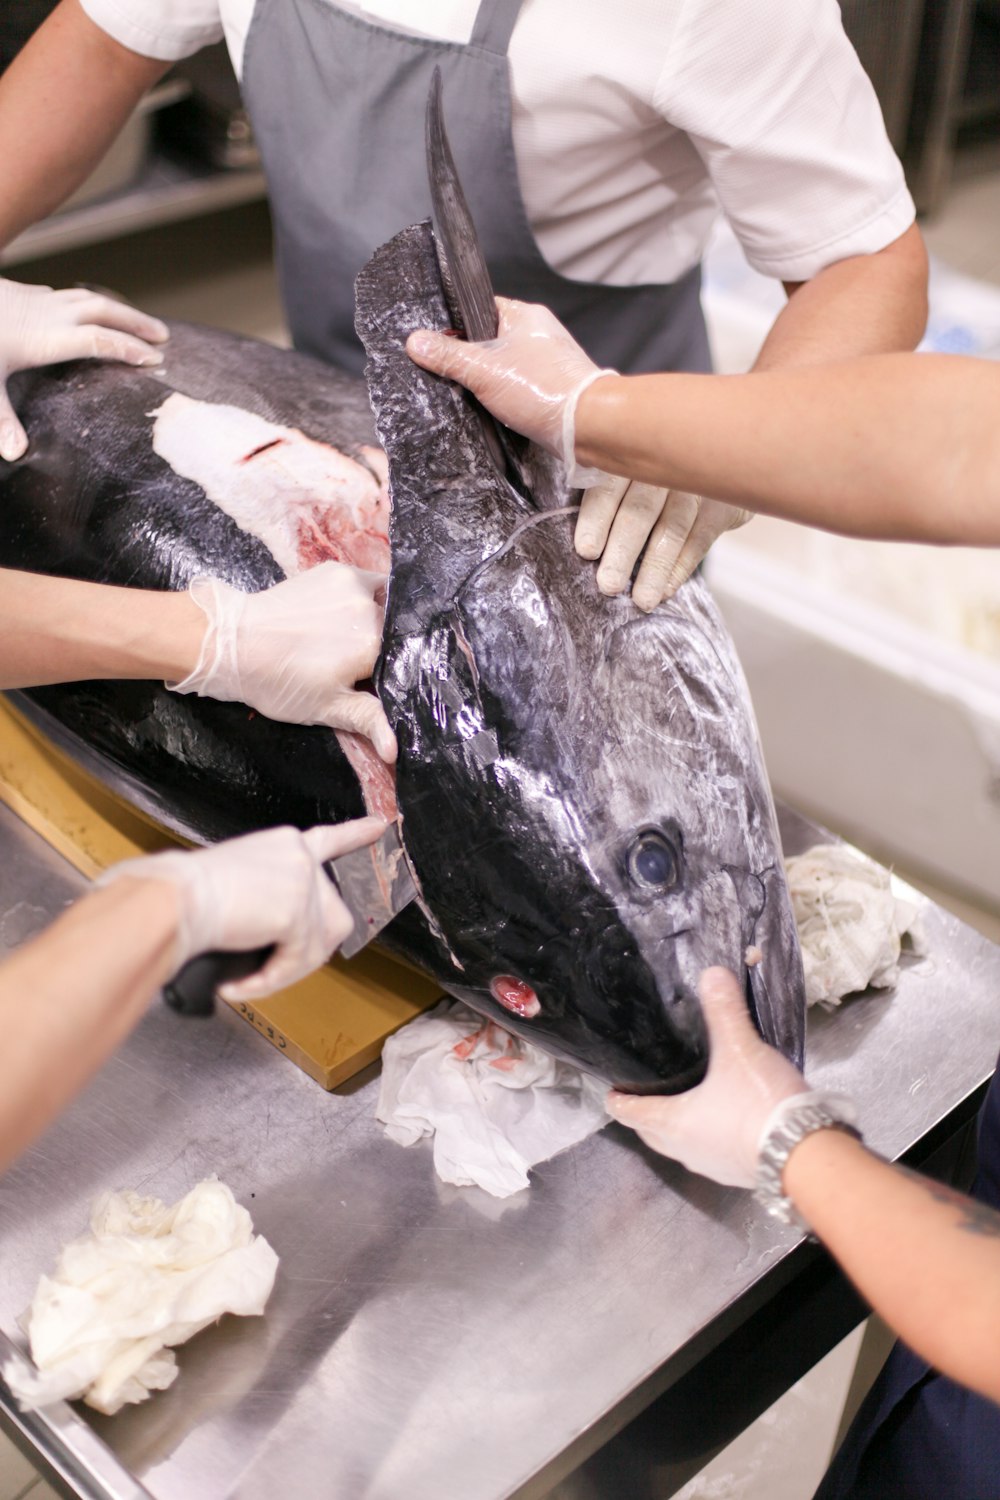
[[0, 697, 440, 1088]]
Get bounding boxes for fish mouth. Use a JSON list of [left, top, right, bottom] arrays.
[[601, 977, 709, 1095]]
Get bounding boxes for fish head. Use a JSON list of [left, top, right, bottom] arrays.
[[388, 508, 805, 1093], [356, 217, 804, 1092]]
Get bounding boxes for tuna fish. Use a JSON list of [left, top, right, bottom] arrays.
[[0, 227, 805, 1094]]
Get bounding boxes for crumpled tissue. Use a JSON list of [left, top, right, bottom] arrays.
[[785, 843, 926, 1008], [3, 1177, 278, 1414], [377, 999, 609, 1197]]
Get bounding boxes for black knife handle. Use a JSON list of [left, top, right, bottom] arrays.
[[162, 945, 276, 1017]]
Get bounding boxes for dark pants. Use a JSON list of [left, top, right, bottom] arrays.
[[815, 1062, 1000, 1500]]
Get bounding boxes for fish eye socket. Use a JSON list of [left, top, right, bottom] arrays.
[[626, 830, 679, 892]]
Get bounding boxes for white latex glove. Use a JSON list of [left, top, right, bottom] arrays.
[[170, 561, 397, 762], [0, 279, 168, 461], [99, 819, 386, 1000], [576, 478, 752, 610], [408, 300, 750, 609], [605, 967, 807, 1188], [407, 297, 615, 484]]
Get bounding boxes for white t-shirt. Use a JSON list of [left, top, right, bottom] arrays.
[[83, 0, 915, 287]]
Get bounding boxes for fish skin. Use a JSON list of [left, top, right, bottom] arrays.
[[0, 325, 378, 843], [357, 222, 805, 1086], [0, 262, 805, 1091]]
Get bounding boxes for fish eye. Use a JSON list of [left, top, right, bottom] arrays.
[[626, 830, 680, 892]]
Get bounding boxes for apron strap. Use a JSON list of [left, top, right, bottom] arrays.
[[470, 0, 526, 56]]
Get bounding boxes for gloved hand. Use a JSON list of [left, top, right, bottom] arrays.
[[169, 562, 397, 762], [0, 279, 168, 461], [576, 478, 752, 610], [605, 967, 807, 1187], [407, 297, 614, 484], [408, 300, 750, 609], [100, 819, 386, 1001]]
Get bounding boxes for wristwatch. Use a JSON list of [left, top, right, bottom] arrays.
[[754, 1091, 861, 1227]]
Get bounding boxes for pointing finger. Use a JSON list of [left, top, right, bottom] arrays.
[[302, 817, 389, 864]]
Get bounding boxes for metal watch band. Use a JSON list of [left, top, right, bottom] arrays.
[[754, 1093, 861, 1227]]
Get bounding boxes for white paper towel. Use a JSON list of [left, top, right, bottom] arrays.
[[377, 1000, 609, 1197], [785, 843, 925, 1008], [3, 1177, 278, 1414], [377, 846, 924, 1193]]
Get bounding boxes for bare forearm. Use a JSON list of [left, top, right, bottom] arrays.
[[0, 879, 179, 1171], [0, 569, 205, 687], [575, 355, 1000, 545], [754, 223, 929, 371], [0, 0, 167, 247], [784, 1131, 1000, 1402]]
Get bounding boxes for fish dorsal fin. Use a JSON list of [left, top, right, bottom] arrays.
[[355, 219, 536, 635], [426, 67, 534, 491], [426, 67, 498, 346]]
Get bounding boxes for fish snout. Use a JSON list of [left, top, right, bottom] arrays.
[[658, 979, 706, 1055], [611, 962, 710, 1094], [617, 979, 709, 1096]]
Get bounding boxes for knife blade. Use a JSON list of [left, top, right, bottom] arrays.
[[162, 821, 417, 1016]]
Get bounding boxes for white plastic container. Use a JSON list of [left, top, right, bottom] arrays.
[[708, 535, 1000, 908]]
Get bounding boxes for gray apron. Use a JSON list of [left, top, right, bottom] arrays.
[[241, 0, 711, 377]]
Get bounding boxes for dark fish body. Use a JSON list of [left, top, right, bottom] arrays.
[[0, 236, 805, 1092], [0, 323, 381, 841]]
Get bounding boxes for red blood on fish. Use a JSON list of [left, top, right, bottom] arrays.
[[240, 438, 284, 462], [289, 442, 391, 574], [294, 511, 389, 573], [335, 728, 397, 821], [490, 976, 540, 1019]]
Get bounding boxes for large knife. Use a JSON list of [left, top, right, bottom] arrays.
[[163, 820, 417, 1016]]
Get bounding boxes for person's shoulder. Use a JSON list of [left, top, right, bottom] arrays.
[[80, 0, 226, 60], [654, 0, 882, 118]]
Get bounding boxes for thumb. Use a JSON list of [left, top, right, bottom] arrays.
[[347, 566, 390, 603], [329, 687, 398, 763], [697, 966, 760, 1051], [406, 329, 481, 386], [0, 385, 28, 462], [605, 1089, 649, 1123]]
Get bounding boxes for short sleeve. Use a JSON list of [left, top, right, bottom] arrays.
[[80, 0, 225, 61], [655, 0, 915, 281]]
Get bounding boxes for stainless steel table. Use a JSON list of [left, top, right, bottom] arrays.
[[0, 801, 997, 1500]]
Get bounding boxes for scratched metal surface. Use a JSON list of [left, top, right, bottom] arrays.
[[0, 799, 998, 1500]]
